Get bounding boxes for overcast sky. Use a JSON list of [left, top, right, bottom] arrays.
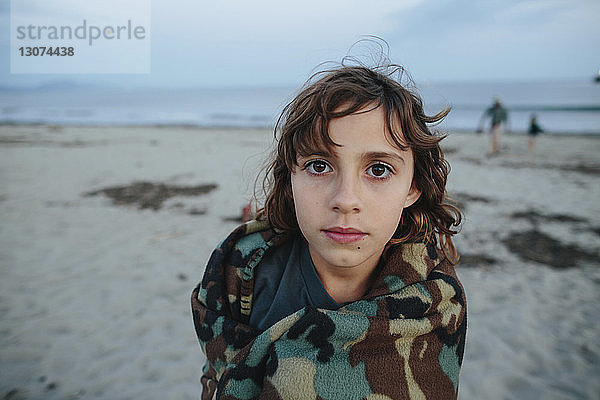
[[1, 0, 599, 88]]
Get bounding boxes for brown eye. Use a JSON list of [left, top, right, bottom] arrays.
[[367, 163, 391, 179], [313, 161, 327, 173], [306, 160, 331, 175]]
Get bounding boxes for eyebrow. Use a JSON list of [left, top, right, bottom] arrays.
[[298, 150, 406, 165], [362, 151, 406, 165], [297, 150, 334, 160]]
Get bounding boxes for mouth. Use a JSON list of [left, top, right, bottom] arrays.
[[322, 227, 367, 243]]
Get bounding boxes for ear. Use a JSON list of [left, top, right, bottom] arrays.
[[403, 182, 421, 208]]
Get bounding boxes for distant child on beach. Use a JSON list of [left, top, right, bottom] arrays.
[[477, 97, 509, 155], [528, 113, 543, 153], [192, 62, 467, 399]]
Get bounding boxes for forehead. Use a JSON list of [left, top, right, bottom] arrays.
[[301, 104, 409, 156], [332, 106, 409, 154], [330, 105, 385, 138]]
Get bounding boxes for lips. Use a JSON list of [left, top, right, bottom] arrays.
[[322, 227, 367, 243]]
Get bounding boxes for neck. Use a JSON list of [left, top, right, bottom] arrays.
[[310, 251, 381, 304]]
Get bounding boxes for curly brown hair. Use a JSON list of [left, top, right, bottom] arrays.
[[256, 65, 462, 263]]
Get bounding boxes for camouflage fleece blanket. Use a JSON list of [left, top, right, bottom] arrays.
[[191, 220, 467, 399]]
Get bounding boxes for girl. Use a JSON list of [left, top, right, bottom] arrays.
[[192, 64, 466, 400]]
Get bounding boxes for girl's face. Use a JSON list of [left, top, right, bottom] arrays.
[[291, 104, 421, 278]]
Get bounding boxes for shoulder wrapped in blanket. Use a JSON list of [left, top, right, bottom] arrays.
[[191, 220, 467, 400]]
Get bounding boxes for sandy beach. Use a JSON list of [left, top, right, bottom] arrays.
[[1, 124, 599, 399]]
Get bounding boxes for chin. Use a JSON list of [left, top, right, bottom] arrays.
[[325, 251, 369, 268]]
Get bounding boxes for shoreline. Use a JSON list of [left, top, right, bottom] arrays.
[[2, 122, 600, 138]]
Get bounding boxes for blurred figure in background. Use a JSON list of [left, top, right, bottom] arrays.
[[528, 113, 543, 153], [477, 97, 509, 155]]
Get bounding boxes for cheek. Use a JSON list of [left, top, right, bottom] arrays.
[[381, 204, 405, 233], [371, 189, 409, 236], [290, 174, 313, 223]]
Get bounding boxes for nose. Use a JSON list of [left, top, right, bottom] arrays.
[[330, 173, 361, 214]]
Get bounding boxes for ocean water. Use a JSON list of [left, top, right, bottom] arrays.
[[420, 80, 600, 135], [1, 79, 599, 134]]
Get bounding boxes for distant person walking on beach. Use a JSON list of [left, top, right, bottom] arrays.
[[528, 113, 543, 153], [477, 97, 509, 155]]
